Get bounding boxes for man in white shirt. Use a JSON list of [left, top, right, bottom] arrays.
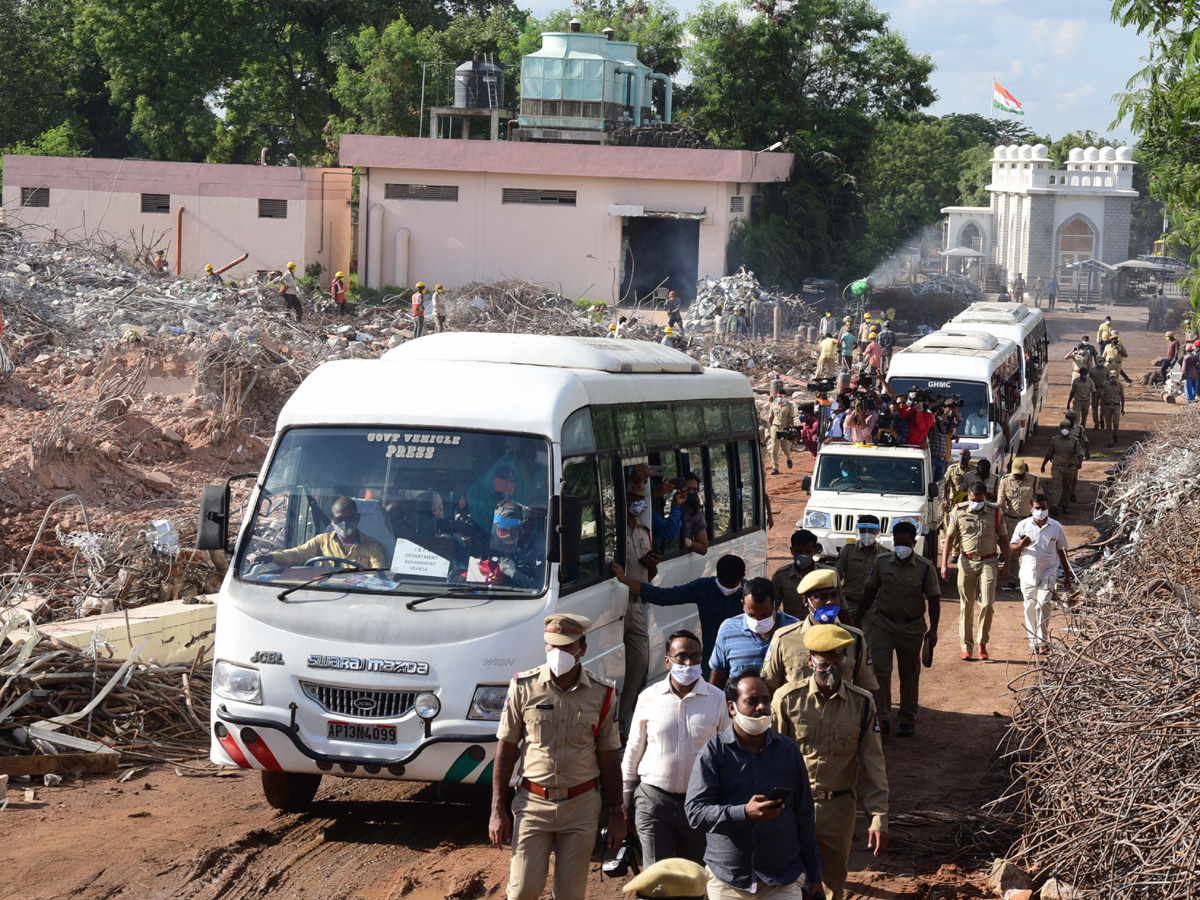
[[622, 630, 730, 866], [1009, 493, 1073, 652]]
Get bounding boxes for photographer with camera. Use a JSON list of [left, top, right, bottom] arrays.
[[929, 401, 959, 483]]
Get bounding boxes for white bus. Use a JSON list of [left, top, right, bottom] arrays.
[[947, 302, 1049, 444], [198, 334, 767, 810], [885, 331, 1022, 475]]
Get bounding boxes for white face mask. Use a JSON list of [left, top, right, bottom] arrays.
[[733, 709, 772, 735], [332, 520, 355, 539], [1060, 428, 1070, 436], [546, 648, 578, 677], [1032, 508, 1050, 521], [858, 532, 877, 547], [745, 612, 775, 634], [969, 500, 985, 512], [894, 545, 913, 560], [717, 581, 741, 596], [670, 663, 702, 686]]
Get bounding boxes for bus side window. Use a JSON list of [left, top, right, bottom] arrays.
[[707, 443, 734, 541], [735, 440, 759, 530], [561, 457, 602, 592], [600, 457, 619, 567], [649, 450, 684, 556]]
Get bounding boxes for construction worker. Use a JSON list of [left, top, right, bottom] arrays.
[[762, 568, 878, 694], [1064, 410, 1090, 503], [836, 516, 885, 642], [997, 460, 1038, 592], [430, 283, 447, 332], [819, 310, 836, 338], [665, 291, 684, 335], [941, 481, 1008, 662], [815, 333, 838, 379], [773, 624, 889, 900], [1101, 372, 1126, 447], [490, 614, 624, 900], [1068, 366, 1095, 429], [857, 313, 873, 355], [855, 521, 940, 737], [622, 859, 708, 899], [661, 325, 675, 347], [878, 320, 896, 375], [411, 281, 427, 338], [1040, 418, 1084, 515], [330, 271, 347, 316], [277, 261, 302, 322], [1096, 315, 1114, 350], [205, 263, 222, 285], [768, 387, 795, 475]]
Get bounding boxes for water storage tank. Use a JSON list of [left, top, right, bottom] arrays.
[[455, 60, 505, 109]]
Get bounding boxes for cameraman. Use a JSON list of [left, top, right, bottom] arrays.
[[929, 401, 959, 483], [896, 390, 935, 449], [844, 394, 880, 444]]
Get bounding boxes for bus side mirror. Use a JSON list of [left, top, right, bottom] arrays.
[[549, 494, 582, 567], [801, 476, 812, 493], [197, 484, 229, 551], [927, 483, 938, 500], [989, 402, 998, 420]]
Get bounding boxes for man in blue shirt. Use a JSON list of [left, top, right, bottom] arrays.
[[709, 578, 799, 689], [611, 555, 746, 680], [686, 668, 823, 899]]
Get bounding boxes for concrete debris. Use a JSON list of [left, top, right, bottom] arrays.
[[906, 274, 986, 304], [143, 471, 174, 493], [692, 267, 817, 332], [986, 860, 1032, 897], [1039, 879, 1081, 900]]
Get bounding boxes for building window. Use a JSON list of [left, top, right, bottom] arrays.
[[502, 188, 576, 207], [141, 193, 170, 214], [384, 183, 459, 202], [21, 187, 49, 208], [258, 198, 288, 219], [729, 195, 745, 213]]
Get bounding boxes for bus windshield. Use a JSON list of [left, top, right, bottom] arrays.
[[887, 378, 991, 439], [815, 454, 926, 495], [237, 427, 551, 595]]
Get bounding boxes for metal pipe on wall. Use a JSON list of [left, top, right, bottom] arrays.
[[649, 73, 672, 123]]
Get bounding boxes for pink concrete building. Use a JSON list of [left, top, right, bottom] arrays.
[[1, 156, 352, 286], [339, 135, 793, 302]]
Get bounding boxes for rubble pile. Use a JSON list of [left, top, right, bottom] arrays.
[[993, 411, 1200, 897], [691, 268, 818, 332], [0, 611, 211, 762], [446, 280, 607, 338]]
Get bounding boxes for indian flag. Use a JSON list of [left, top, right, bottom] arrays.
[[993, 80, 1024, 116]]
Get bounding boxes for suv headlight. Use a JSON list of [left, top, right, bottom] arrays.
[[468, 685, 508, 721], [802, 510, 832, 530], [213, 660, 262, 705], [414, 692, 441, 720]]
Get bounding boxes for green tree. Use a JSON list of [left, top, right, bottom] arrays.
[[955, 144, 994, 207], [332, 17, 437, 138]]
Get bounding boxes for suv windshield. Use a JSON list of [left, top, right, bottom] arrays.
[[815, 454, 925, 495], [237, 427, 551, 595], [887, 377, 990, 438]]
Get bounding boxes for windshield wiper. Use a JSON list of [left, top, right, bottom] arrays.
[[276, 567, 389, 602], [405, 584, 527, 611]]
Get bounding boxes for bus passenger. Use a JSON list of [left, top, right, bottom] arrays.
[[679, 471, 710, 556], [252, 496, 389, 569], [621, 487, 656, 729], [483, 500, 546, 589]]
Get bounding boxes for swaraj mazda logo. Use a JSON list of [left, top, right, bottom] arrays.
[[306, 655, 430, 675]]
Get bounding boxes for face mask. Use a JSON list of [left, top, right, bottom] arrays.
[[809, 604, 841, 624], [1015, 473, 1026, 481], [1060, 428, 1070, 436], [969, 500, 985, 512], [332, 521, 354, 539], [733, 709, 772, 736], [670, 663, 702, 686], [745, 612, 775, 634], [858, 532, 876, 547], [717, 580, 741, 596], [793, 554, 813, 568], [546, 648, 578, 677], [894, 545, 913, 560], [687, 492, 700, 507], [811, 659, 844, 689], [1033, 508, 1050, 521], [628, 500, 648, 516]]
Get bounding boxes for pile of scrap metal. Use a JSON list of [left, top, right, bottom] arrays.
[[691, 268, 817, 332]]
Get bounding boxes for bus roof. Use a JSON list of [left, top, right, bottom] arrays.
[[887, 332, 1019, 383], [950, 302, 1043, 327], [382, 333, 703, 375]]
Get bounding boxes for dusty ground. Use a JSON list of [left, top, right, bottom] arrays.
[[0, 300, 1177, 900]]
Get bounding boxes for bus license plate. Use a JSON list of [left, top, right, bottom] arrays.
[[327, 721, 397, 744]]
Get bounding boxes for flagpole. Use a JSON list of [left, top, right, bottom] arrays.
[[990, 74, 994, 120]]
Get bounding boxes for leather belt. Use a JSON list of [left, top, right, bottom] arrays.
[[521, 777, 598, 801], [960, 551, 997, 561], [812, 789, 853, 800]]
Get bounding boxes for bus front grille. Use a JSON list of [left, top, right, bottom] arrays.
[[300, 682, 417, 719]]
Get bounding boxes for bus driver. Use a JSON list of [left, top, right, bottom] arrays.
[[251, 496, 390, 570]]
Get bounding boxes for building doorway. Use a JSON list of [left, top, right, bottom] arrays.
[[620, 217, 700, 304], [1057, 218, 1095, 287]]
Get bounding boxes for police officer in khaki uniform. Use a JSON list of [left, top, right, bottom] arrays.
[[1040, 419, 1085, 514], [941, 481, 1008, 662], [774, 625, 889, 900], [855, 521, 941, 737], [763, 569, 878, 694], [940, 449, 972, 530], [771, 529, 840, 619], [836, 517, 885, 642], [1064, 410, 1090, 503], [1067, 367, 1095, 429], [1101, 373, 1126, 447], [768, 388, 796, 474], [490, 614, 625, 900], [1087, 364, 1107, 430], [623, 858, 709, 899], [997, 460, 1038, 592]]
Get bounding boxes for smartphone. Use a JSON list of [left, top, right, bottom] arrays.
[[768, 788, 792, 804], [646, 464, 666, 477]]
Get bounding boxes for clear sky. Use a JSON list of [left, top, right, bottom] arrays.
[[523, 0, 1150, 144]]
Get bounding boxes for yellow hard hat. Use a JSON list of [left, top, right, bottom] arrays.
[[205, 263, 213, 272], [415, 281, 426, 290], [609, 323, 617, 332], [435, 283, 443, 290], [869, 331, 878, 338], [864, 313, 872, 319], [335, 271, 344, 279], [665, 326, 674, 336], [286, 261, 296, 270]]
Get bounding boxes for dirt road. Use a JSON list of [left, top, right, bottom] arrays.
[[0, 301, 1178, 900]]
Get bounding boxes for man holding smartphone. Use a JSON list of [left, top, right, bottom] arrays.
[[773, 625, 889, 900], [686, 669, 823, 899]]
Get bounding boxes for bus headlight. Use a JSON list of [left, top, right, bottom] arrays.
[[414, 692, 441, 720], [802, 510, 832, 530], [893, 515, 923, 533], [213, 661, 262, 705], [468, 685, 508, 721]]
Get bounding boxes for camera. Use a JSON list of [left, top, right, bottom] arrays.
[[806, 378, 836, 393], [666, 476, 688, 490]]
